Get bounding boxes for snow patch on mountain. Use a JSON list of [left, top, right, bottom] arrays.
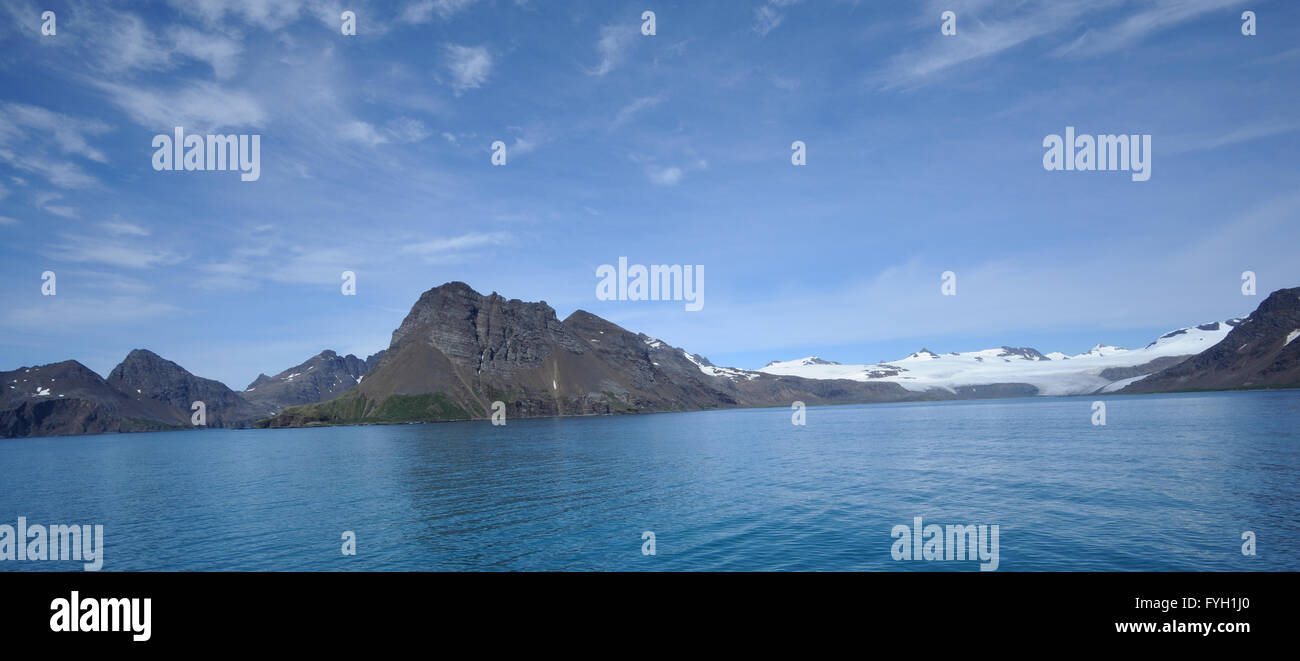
[[683, 351, 760, 381], [762, 356, 841, 369]]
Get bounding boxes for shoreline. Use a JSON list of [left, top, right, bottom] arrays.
[[5, 385, 1297, 441]]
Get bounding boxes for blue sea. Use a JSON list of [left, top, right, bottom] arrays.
[[1, 391, 1297, 571]]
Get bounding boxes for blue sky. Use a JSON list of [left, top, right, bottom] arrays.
[[1, 0, 1298, 388]]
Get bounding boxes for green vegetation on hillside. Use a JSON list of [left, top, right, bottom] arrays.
[[258, 389, 475, 428]]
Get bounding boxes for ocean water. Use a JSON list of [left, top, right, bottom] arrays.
[[1, 391, 1296, 571]]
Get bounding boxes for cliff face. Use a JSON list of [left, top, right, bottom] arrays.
[[359, 282, 593, 415], [1123, 288, 1300, 393]]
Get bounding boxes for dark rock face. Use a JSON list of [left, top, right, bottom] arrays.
[[0, 360, 187, 438], [363, 350, 385, 373], [562, 309, 742, 412], [344, 282, 767, 419], [3, 346, 360, 438], [1097, 355, 1190, 382], [1123, 288, 1300, 393], [106, 349, 270, 427], [243, 350, 376, 413], [356, 282, 592, 416], [998, 347, 1048, 361]]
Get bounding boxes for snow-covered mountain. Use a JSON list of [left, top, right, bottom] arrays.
[[758, 320, 1243, 396]]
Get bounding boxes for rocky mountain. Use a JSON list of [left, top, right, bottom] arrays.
[[106, 349, 272, 427], [243, 349, 384, 413], [1, 345, 391, 438], [260, 282, 923, 428], [1, 360, 188, 438], [1122, 287, 1300, 393]]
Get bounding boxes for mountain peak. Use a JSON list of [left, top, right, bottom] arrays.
[[106, 350, 267, 427], [123, 348, 166, 362], [436, 280, 479, 294]]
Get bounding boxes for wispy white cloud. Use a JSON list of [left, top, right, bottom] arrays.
[[1167, 121, 1300, 155], [0, 103, 112, 163], [645, 165, 683, 186], [340, 120, 389, 146], [57, 5, 248, 77], [874, 0, 1245, 89], [0, 103, 110, 189], [100, 220, 151, 236], [502, 126, 545, 157], [268, 246, 367, 285], [386, 117, 431, 143], [589, 24, 636, 76], [401, 231, 513, 260], [1055, 0, 1249, 58], [93, 80, 267, 131], [444, 44, 493, 92], [401, 0, 478, 24], [509, 136, 537, 156], [340, 117, 432, 146], [167, 26, 243, 78], [643, 158, 706, 187], [34, 192, 80, 218], [3, 296, 184, 330], [196, 231, 409, 290], [769, 75, 800, 91], [0, 151, 98, 190], [753, 0, 804, 37], [873, 0, 1113, 89], [43, 229, 185, 269], [168, 0, 314, 31], [612, 96, 664, 128]]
